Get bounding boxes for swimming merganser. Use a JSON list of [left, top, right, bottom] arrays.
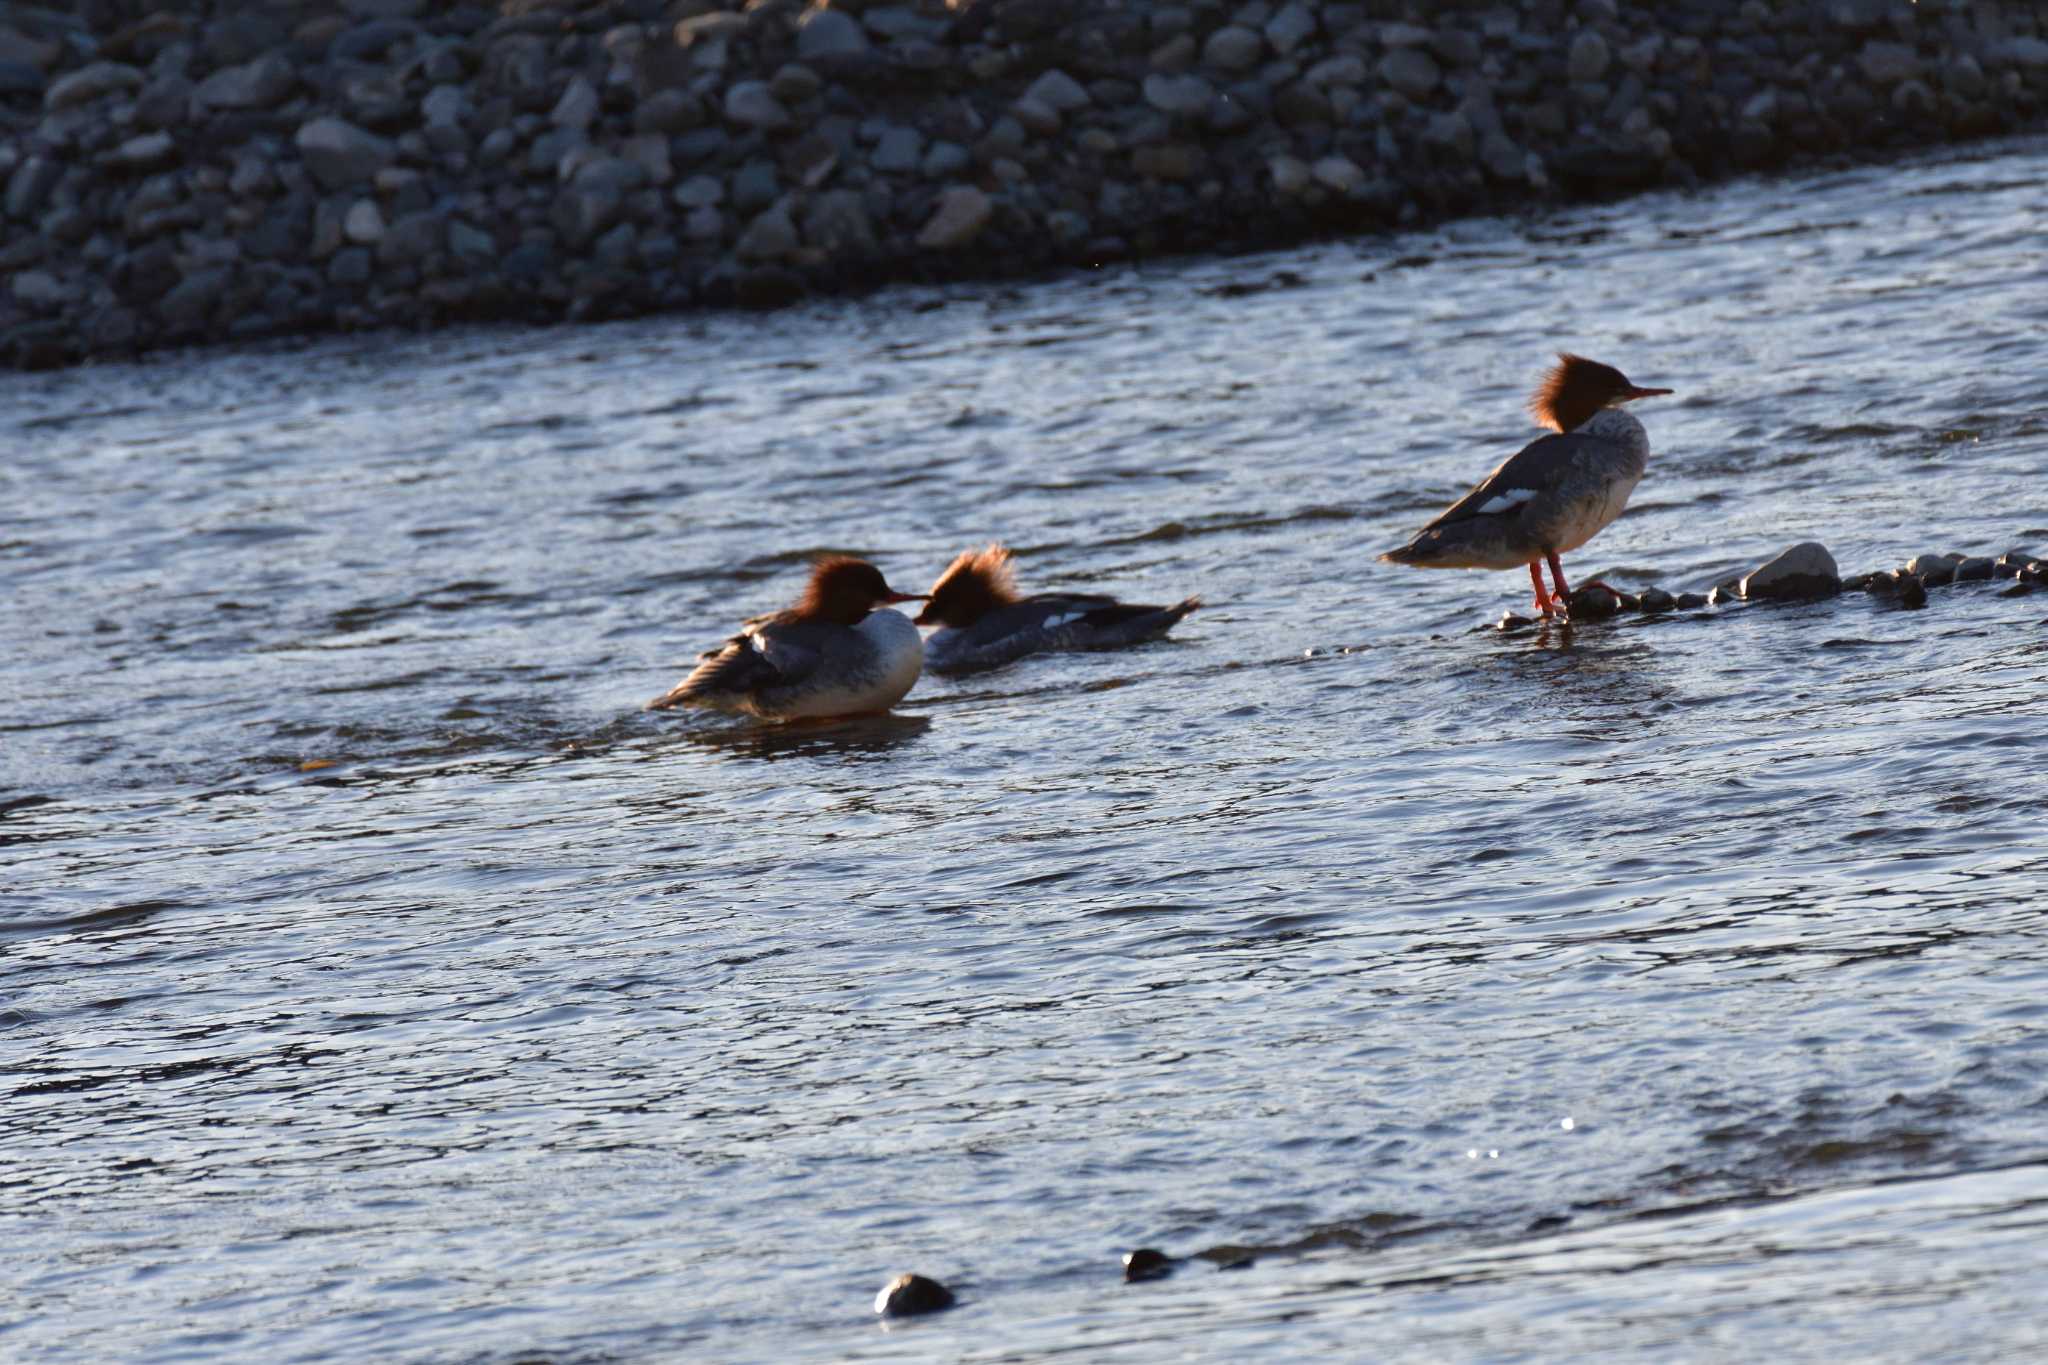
[[1378, 354, 1673, 617], [914, 544, 1201, 673], [646, 557, 926, 719]]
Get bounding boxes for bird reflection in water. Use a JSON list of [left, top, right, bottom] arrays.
[[674, 711, 932, 763]]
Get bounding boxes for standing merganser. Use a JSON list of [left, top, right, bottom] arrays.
[[1379, 354, 1673, 617], [914, 544, 1201, 673], [646, 556, 927, 719]]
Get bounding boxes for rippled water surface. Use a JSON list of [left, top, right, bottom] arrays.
[[7, 138, 2048, 1362]]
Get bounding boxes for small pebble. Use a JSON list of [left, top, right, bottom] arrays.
[[874, 1273, 955, 1317], [1123, 1248, 1174, 1283]]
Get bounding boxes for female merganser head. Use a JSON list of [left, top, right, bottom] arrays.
[[1528, 353, 1672, 434], [645, 556, 927, 719], [1380, 353, 1674, 619], [793, 555, 926, 625], [913, 544, 1018, 629], [914, 543, 1202, 673]]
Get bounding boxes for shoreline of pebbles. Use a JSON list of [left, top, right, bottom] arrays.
[[1493, 540, 2048, 630], [3, 0, 2046, 370]]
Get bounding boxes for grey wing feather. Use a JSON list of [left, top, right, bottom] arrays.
[[648, 619, 825, 710], [1417, 432, 1607, 531]]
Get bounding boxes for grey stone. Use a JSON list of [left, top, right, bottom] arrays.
[[379, 210, 443, 266], [1026, 69, 1091, 113], [1305, 55, 1367, 88], [921, 141, 971, 177], [1010, 95, 1060, 136], [736, 204, 799, 261], [1569, 31, 1610, 83], [771, 63, 824, 104], [12, 269, 66, 308], [1144, 72, 1216, 117], [1906, 552, 1961, 585], [158, 266, 230, 329], [1204, 26, 1264, 72], [683, 205, 724, 241], [1268, 154, 1310, 194], [623, 133, 672, 186], [636, 88, 705, 135], [724, 81, 791, 131], [552, 75, 600, 131], [1430, 29, 1482, 67], [802, 188, 875, 254], [1944, 55, 1987, 101], [1859, 41, 1918, 86], [344, 199, 385, 245], [1995, 37, 2048, 71], [730, 160, 780, 214], [45, 61, 144, 111], [449, 220, 494, 260], [135, 74, 193, 129], [1637, 587, 1676, 613], [672, 173, 722, 208], [1311, 154, 1363, 192], [553, 157, 648, 246], [1151, 33, 1197, 73], [1423, 109, 1474, 158], [797, 8, 871, 60], [917, 185, 992, 249], [1264, 3, 1317, 56], [6, 156, 62, 220], [422, 84, 467, 128], [296, 118, 396, 192], [872, 125, 924, 173], [1379, 47, 1440, 99], [1954, 556, 1994, 582], [192, 54, 297, 110], [1740, 542, 1841, 600], [103, 132, 178, 173]]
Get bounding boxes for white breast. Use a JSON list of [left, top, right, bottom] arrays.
[[777, 609, 923, 719]]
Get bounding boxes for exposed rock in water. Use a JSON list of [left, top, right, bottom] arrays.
[[1740, 542, 1841, 600], [1637, 587, 1676, 613], [874, 1272, 955, 1317], [1123, 1247, 1175, 1282], [1897, 573, 1929, 608]]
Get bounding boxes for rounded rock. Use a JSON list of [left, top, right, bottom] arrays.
[[874, 1273, 954, 1317], [1378, 47, 1440, 100], [1569, 32, 1611, 83], [1739, 542, 1841, 600], [1123, 1248, 1174, 1283]]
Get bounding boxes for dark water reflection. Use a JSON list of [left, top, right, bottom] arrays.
[[5, 137, 2048, 1361]]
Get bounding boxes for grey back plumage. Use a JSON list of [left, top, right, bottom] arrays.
[[926, 593, 1201, 673]]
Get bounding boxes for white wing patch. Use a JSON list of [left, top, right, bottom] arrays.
[[1476, 487, 1538, 516], [1042, 611, 1085, 630]]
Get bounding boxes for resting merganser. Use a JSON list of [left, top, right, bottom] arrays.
[[914, 544, 1201, 673], [646, 556, 926, 719], [1378, 354, 1673, 617]]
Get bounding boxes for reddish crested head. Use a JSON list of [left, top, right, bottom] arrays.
[[792, 555, 923, 626], [1528, 353, 1673, 434], [914, 544, 1019, 628]]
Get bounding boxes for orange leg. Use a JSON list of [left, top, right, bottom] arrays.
[[1528, 561, 1559, 617]]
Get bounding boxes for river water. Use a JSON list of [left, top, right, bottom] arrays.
[[6, 135, 2048, 1362]]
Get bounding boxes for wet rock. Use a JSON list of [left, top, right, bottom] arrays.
[[797, 8, 870, 60], [1123, 1248, 1175, 1282], [917, 185, 992, 249], [1569, 32, 1611, 83], [2024, 562, 2048, 585], [636, 89, 706, 135], [103, 133, 178, 173], [1144, 72, 1215, 117], [874, 1272, 953, 1317], [45, 61, 143, 111], [1707, 581, 1741, 606], [1565, 583, 1622, 619], [1024, 69, 1090, 114], [1265, 4, 1317, 57], [1739, 541, 1840, 600], [192, 53, 297, 111], [297, 118, 396, 192], [1378, 47, 1440, 100], [1897, 573, 1928, 608], [1637, 586, 1676, 613], [1953, 556, 1994, 582], [724, 81, 791, 132], [379, 211, 443, 267], [1674, 592, 1708, 610], [1203, 26, 1264, 73], [1496, 610, 1535, 632], [1905, 552, 1960, 586], [736, 204, 799, 261], [1863, 571, 1899, 595]]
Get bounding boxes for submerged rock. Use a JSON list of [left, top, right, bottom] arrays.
[[1123, 1247, 1174, 1282], [1565, 583, 1622, 619], [1637, 586, 1676, 613], [1897, 573, 1928, 608], [1673, 591, 1709, 610], [874, 1272, 954, 1317], [1740, 541, 1840, 600]]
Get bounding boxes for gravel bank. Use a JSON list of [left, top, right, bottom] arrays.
[[3, 0, 2044, 368]]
